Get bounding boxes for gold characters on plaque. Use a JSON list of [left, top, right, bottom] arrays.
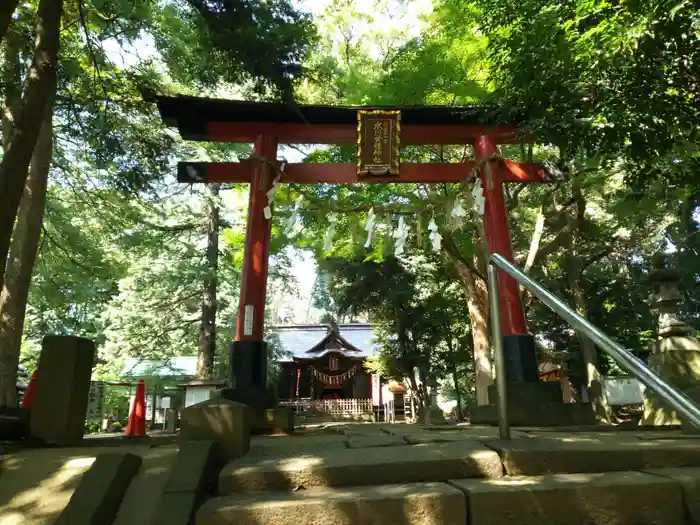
[[357, 110, 400, 176]]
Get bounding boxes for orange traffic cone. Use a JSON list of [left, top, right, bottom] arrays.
[[21, 369, 38, 409], [125, 379, 146, 438]]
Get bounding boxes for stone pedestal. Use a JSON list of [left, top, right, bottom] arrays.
[[179, 398, 250, 460], [642, 253, 700, 430], [30, 336, 95, 446], [642, 339, 700, 427], [220, 339, 294, 434], [426, 392, 447, 425], [165, 409, 178, 433]]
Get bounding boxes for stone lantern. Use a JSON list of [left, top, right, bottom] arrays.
[[642, 253, 700, 427]]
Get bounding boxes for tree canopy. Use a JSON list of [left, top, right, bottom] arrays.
[[0, 0, 697, 418]]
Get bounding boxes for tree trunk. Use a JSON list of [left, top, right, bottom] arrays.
[[566, 179, 611, 423], [2, 27, 22, 151], [444, 327, 465, 421], [462, 271, 491, 406], [0, 0, 63, 291], [407, 370, 428, 423], [196, 185, 220, 379], [450, 364, 464, 421], [567, 254, 610, 423], [443, 239, 492, 406], [0, 0, 20, 47], [0, 109, 53, 408]]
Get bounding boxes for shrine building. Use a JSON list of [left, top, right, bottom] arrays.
[[273, 323, 376, 401]]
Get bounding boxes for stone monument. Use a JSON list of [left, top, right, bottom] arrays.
[[642, 253, 700, 428], [30, 335, 96, 445]]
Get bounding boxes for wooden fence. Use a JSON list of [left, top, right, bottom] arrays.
[[280, 398, 373, 418]]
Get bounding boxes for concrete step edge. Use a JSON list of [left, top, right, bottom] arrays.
[[198, 470, 699, 525], [196, 482, 465, 525], [217, 441, 504, 494]]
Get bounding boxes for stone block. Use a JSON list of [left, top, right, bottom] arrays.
[[30, 335, 95, 446], [487, 436, 700, 476], [0, 407, 29, 441], [645, 467, 700, 523], [643, 347, 700, 426], [450, 471, 684, 525], [345, 434, 406, 448], [643, 382, 700, 430], [150, 492, 198, 525], [470, 401, 595, 427], [198, 482, 465, 525], [165, 409, 178, 434], [55, 452, 142, 525], [487, 381, 563, 407], [163, 440, 221, 495], [403, 428, 528, 444], [644, 393, 683, 425], [426, 407, 447, 425], [179, 398, 250, 460], [246, 434, 347, 459], [219, 439, 502, 494], [342, 425, 388, 437]]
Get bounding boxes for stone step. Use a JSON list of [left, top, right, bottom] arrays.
[[488, 435, 700, 476], [454, 469, 689, 525], [197, 469, 699, 525], [197, 482, 465, 525], [218, 440, 503, 494], [220, 430, 700, 495]]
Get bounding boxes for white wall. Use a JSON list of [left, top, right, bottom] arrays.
[[603, 376, 645, 405], [184, 386, 218, 407]]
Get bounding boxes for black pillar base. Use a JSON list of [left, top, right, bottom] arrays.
[[502, 334, 539, 383], [221, 340, 274, 410]]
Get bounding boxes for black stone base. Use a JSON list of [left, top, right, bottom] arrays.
[[487, 381, 563, 407], [222, 340, 272, 410], [476, 380, 596, 427], [228, 340, 268, 390], [470, 402, 596, 426], [219, 387, 276, 411], [503, 333, 539, 383]]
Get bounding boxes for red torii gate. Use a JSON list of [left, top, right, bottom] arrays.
[[153, 94, 549, 408]]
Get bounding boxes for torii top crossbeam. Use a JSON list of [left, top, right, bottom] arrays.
[[151, 93, 545, 406], [153, 94, 547, 185], [155, 93, 525, 145]]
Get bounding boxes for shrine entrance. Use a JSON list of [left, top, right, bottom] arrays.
[[153, 94, 551, 411]]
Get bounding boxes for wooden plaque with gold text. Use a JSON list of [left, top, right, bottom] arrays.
[[357, 110, 401, 176]]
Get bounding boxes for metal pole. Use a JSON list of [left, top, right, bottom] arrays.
[[488, 263, 510, 439], [490, 253, 700, 431]]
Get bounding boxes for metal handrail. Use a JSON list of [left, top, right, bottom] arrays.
[[488, 253, 700, 439]]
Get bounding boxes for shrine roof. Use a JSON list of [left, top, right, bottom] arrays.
[[272, 323, 377, 362], [121, 356, 199, 378], [151, 93, 523, 142]]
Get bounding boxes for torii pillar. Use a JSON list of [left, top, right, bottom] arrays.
[[475, 136, 538, 384], [221, 135, 277, 409]]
